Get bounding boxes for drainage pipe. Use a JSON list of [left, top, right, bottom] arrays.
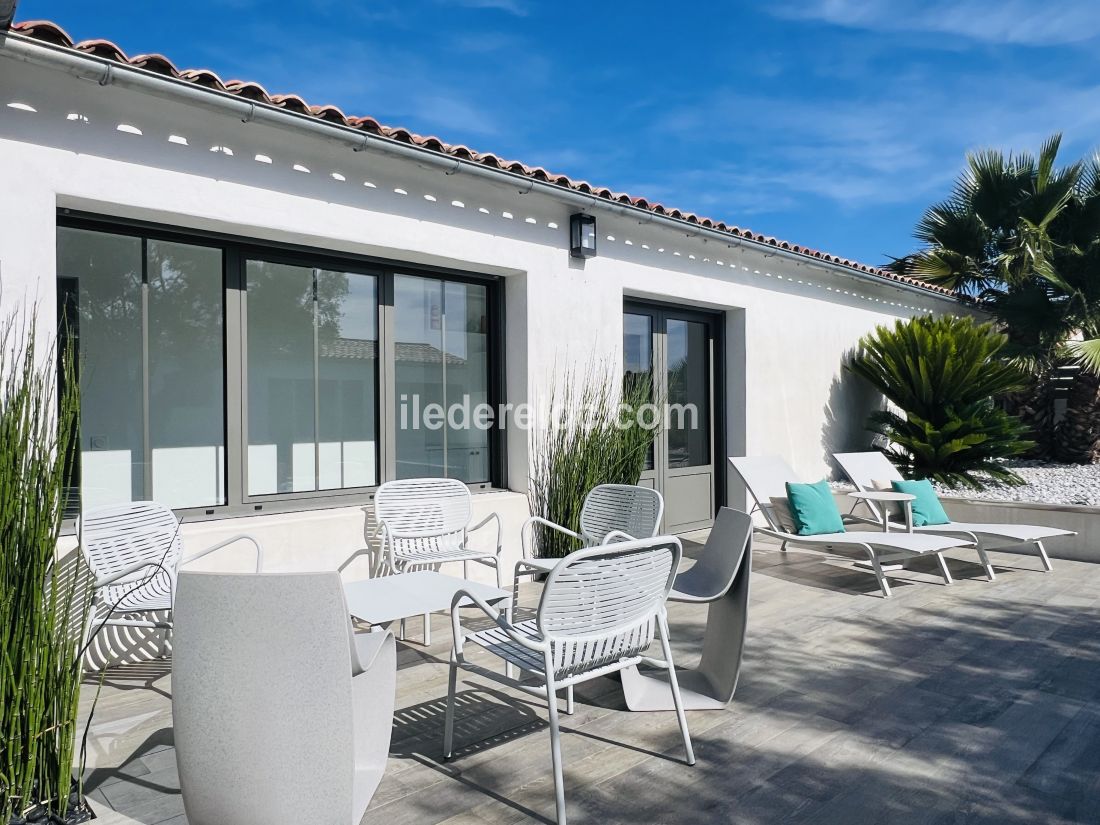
[[0, 31, 954, 304]]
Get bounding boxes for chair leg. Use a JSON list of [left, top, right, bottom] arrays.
[[424, 613, 431, 646], [544, 663, 567, 825], [658, 615, 695, 766], [1035, 540, 1054, 572], [976, 546, 996, 581], [867, 550, 892, 598], [443, 657, 458, 759], [779, 541, 787, 553], [157, 623, 171, 659], [565, 685, 574, 715], [494, 560, 502, 589], [935, 553, 954, 585]]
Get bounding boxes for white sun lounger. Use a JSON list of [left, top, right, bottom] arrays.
[[833, 451, 1075, 575], [729, 456, 977, 597]]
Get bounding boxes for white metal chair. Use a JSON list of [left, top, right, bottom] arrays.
[[369, 478, 502, 645], [444, 535, 694, 825], [621, 506, 753, 711], [173, 571, 397, 825], [833, 451, 1076, 574], [77, 501, 264, 655], [516, 483, 664, 580], [730, 456, 978, 597]]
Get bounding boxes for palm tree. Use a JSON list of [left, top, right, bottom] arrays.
[[888, 134, 1100, 462]]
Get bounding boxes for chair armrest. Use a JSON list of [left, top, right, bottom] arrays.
[[182, 534, 264, 573], [520, 516, 582, 560], [449, 589, 544, 656], [600, 529, 636, 544], [468, 511, 503, 555], [338, 546, 373, 575], [94, 559, 169, 588]]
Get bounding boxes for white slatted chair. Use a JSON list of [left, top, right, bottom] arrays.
[[516, 484, 664, 580], [444, 535, 694, 825], [834, 451, 1076, 574], [78, 501, 264, 655], [370, 478, 502, 645]]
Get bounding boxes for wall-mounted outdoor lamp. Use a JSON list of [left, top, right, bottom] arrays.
[[569, 212, 597, 259]]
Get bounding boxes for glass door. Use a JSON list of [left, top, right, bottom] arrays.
[[624, 302, 720, 532]]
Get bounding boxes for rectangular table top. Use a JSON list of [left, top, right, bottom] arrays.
[[343, 570, 511, 625]]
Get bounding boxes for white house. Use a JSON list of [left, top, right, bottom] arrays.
[[0, 20, 963, 579]]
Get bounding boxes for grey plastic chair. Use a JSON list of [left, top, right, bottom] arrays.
[[620, 506, 752, 711], [172, 571, 396, 825], [444, 535, 694, 825]]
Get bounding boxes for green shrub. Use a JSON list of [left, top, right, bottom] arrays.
[[1, 309, 88, 821], [846, 315, 1032, 489], [527, 362, 656, 559]]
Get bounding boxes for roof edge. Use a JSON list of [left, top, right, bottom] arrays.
[[4, 19, 959, 301]]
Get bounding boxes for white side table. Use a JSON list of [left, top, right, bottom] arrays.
[[343, 570, 511, 645], [848, 490, 916, 533]]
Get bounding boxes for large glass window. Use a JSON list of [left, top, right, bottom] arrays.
[[58, 218, 499, 514], [58, 227, 225, 511], [394, 274, 490, 482], [246, 261, 379, 495]]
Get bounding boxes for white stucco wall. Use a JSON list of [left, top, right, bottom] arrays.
[[0, 56, 964, 578]]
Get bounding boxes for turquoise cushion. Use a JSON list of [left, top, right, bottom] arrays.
[[892, 479, 950, 526], [785, 480, 845, 536]]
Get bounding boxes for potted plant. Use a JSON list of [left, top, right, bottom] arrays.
[[1, 309, 93, 823]]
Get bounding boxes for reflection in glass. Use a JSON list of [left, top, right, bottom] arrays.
[[148, 240, 225, 507], [246, 261, 378, 495], [246, 261, 316, 494], [58, 228, 144, 510], [317, 270, 378, 489], [394, 274, 490, 482], [666, 319, 710, 469], [623, 312, 655, 471]]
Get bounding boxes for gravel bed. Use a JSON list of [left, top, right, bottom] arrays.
[[833, 461, 1100, 508]]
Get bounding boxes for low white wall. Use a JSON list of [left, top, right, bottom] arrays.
[[940, 497, 1098, 563]]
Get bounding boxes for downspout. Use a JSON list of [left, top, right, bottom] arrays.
[[0, 1, 18, 32], [0, 30, 953, 306]]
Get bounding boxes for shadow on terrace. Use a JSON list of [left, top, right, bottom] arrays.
[[79, 537, 1100, 825]]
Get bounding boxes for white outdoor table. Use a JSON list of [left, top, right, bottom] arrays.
[[343, 570, 511, 645], [848, 490, 916, 532]]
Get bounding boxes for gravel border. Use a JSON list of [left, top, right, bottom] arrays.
[[833, 461, 1100, 508]]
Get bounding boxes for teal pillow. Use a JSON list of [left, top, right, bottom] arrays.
[[892, 479, 950, 526], [785, 480, 845, 536]]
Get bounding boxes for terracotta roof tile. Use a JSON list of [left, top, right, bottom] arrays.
[[8, 19, 954, 298]]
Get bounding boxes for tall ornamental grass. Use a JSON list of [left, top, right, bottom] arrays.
[[528, 363, 657, 559], [0, 309, 88, 822]]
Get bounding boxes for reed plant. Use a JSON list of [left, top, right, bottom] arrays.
[[528, 361, 657, 559], [0, 308, 88, 823]]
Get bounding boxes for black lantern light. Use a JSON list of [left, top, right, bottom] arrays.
[[569, 212, 597, 259]]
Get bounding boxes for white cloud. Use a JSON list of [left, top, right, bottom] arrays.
[[436, 0, 528, 15], [770, 0, 1100, 46]]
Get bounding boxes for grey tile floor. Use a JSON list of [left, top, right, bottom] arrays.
[[79, 533, 1100, 824]]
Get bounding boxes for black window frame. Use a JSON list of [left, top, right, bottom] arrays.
[[57, 209, 507, 522]]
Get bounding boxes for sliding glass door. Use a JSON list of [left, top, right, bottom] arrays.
[[624, 301, 721, 532]]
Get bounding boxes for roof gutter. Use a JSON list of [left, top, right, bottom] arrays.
[[0, 31, 954, 304]]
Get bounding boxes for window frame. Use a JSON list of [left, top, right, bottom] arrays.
[[57, 209, 506, 523]]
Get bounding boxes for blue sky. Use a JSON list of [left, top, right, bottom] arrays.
[[21, 0, 1100, 266]]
